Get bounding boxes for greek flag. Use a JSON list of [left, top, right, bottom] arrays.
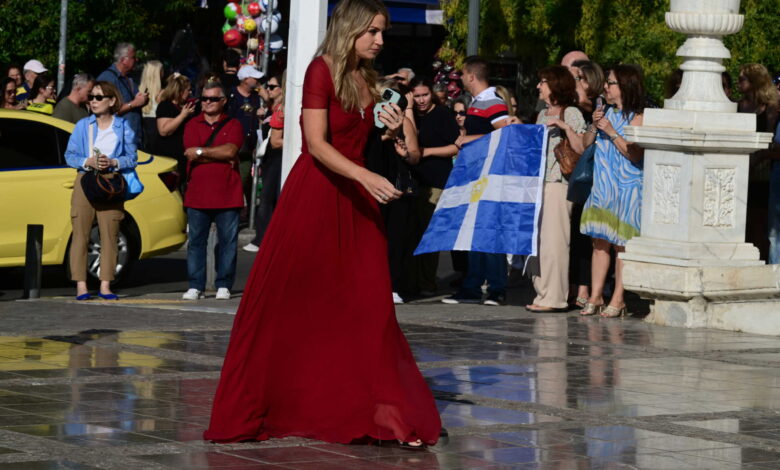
[[414, 124, 548, 256]]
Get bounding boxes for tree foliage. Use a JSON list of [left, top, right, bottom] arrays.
[[440, 0, 780, 102], [0, 0, 196, 75]]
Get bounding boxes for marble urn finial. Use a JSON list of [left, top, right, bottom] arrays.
[[664, 0, 743, 113]]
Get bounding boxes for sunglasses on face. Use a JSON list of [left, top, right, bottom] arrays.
[[266, 84, 279, 90], [455, 111, 466, 116], [88, 94, 110, 101], [200, 96, 224, 103]]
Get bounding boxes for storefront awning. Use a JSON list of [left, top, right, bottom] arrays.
[[327, 0, 442, 25]]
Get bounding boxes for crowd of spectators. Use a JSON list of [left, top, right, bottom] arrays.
[[3, 43, 779, 308]]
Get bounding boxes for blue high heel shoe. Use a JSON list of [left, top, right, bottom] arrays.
[[97, 293, 119, 300]]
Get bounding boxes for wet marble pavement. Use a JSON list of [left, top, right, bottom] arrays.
[[2, 301, 780, 468]]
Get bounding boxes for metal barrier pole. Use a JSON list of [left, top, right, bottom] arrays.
[[248, 157, 261, 230], [206, 223, 217, 291], [23, 224, 43, 299]]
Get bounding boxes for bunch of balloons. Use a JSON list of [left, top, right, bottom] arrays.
[[432, 59, 463, 99], [222, 1, 285, 65]]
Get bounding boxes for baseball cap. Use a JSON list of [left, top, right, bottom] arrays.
[[23, 60, 48, 74], [237, 65, 264, 81]]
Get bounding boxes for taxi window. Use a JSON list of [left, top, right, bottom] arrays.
[[0, 118, 63, 169]]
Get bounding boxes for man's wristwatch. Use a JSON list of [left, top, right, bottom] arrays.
[[196, 147, 203, 157]]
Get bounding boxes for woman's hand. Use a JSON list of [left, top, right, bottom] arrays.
[[546, 117, 569, 131], [595, 116, 616, 136], [592, 108, 606, 123], [394, 137, 409, 159], [378, 103, 404, 135], [356, 168, 402, 204], [455, 134, 467, 149], [180, 101, 196, 117], [96, 154, 111, 171]]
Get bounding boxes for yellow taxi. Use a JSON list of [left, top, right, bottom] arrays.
[[0, 109, 186, 280]]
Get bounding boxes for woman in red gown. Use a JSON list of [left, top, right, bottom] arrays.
[[204, 0, 441, 447]]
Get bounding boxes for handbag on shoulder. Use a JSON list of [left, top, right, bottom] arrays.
[[553, 107, 582, 177], [566, 143, 596, 205]]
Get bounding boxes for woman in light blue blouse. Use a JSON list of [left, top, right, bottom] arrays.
[[64, 81, 137, 300]]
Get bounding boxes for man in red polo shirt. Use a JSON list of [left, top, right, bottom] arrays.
[[181, 81, 245, 301]]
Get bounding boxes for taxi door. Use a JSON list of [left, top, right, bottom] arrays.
[[0, 116, 76, 266]]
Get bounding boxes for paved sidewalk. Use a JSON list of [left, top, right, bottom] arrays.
[[1, 296, 780, 469]]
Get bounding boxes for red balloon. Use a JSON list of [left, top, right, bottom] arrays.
[[223, 29, 243, 48], [230, 1, 242, 15], [248, 2, 261, 17]]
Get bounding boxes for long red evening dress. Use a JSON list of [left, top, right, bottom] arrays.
[[203, 57, 442, 445]]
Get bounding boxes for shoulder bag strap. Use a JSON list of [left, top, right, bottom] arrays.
[[203, 118, 232, 148], [88, 123, 94, 164]]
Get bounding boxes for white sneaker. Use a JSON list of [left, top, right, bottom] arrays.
[[215, 288, 231, 300], [182, 288, 203, 300], [242, 243, 259, 252], [392, 292, 404, 304]]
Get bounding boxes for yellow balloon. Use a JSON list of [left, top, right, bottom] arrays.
[[244, 18, 257, 32]]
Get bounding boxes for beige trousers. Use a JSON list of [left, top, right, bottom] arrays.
[[70, 173, 125, 282], [532, 182, 572, 309]]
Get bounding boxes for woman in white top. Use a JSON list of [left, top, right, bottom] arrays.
[[64, 81, 138, 300]]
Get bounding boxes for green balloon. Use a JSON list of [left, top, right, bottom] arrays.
[[222, 22, 232, 34], [224, 3, 239, 20]]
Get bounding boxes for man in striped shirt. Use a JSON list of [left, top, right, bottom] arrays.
[[442, 56, 511, 306]]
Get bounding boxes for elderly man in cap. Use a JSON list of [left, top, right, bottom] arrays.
[[16, 59, 47, 102], [226, 65, 265, 214]]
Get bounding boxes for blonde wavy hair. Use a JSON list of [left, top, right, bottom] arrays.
[[740, 63, 779, 107], [139, 60, 163, 114], [316, 0, 389, 111], [159, 74, 191, 105]]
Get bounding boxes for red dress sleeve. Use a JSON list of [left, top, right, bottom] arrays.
[[302, 57, 332, 110]]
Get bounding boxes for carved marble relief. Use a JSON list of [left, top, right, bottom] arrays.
[[703, 168, 736, 227], [652, 164, 681, 225]]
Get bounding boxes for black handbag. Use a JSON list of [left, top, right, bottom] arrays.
[[79, 121, 127, 204], [81, 169, 127, 203], [566, 143, 596, 205]]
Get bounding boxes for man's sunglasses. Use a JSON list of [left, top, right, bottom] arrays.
[[88, 94, 110, 101], [200, 96, 224, 103]]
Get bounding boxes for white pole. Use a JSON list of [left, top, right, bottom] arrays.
[[281, 0, 327, 186]]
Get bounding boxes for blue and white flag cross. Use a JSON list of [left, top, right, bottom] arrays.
[[414, 124, 548, 256]]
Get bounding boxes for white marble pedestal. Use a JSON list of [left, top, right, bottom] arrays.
[[615, 0, 779, 333], [622, 110, 773, 333]]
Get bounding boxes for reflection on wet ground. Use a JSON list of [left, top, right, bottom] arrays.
[[3, 313, 780, 468]]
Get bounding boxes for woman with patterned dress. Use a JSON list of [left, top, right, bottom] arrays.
[[580, 65, 645, 318], [203, 0, 441, 448]]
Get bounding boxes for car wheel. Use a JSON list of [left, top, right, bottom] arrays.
[[65, 218, 139, 284]]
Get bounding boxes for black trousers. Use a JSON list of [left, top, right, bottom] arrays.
[[569, 203, 591, 286], [251, 149, 282, 246], [382, 195, 417, 294]]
